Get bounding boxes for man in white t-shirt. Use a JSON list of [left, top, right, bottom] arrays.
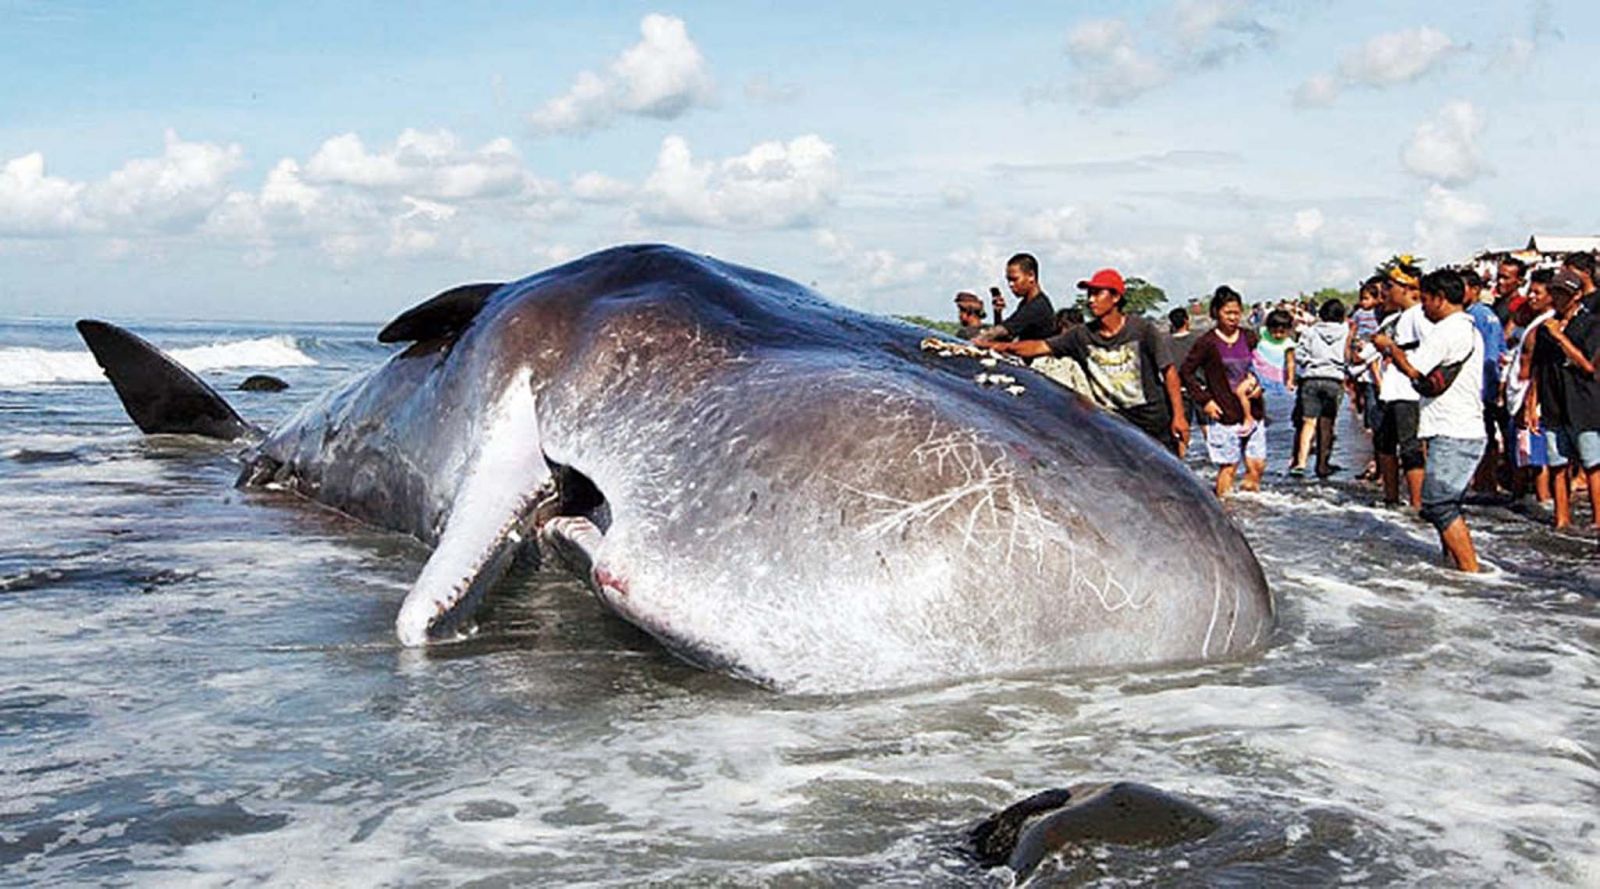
[[1375, 263, 1433, 507], [1374, 269, 1485, 572]]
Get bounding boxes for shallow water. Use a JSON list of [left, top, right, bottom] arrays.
[[1, 319, 1596, 887]]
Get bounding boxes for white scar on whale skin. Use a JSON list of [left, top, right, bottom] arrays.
[[1076, 569, 1152, 614], [832, 420, 1161, 618], [395, 370, 548, 646], [834, 425, 1055, 570]]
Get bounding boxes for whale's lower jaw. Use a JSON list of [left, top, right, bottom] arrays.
[[537, 514, 775, 688]]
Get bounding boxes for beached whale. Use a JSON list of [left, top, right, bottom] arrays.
[[76, 244, 1273, 692]]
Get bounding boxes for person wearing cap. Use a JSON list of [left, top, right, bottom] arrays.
[[1524, 268, 1591, 529], [1540, 266, 1600, 532], [987, 253, 1057, 342], [1374, 260, 1431, 509], [1372, 269, 1486, 572], [980, 267, 1188, 454], [953, 291, 987, 340], [1561, 251, 1598, 315]]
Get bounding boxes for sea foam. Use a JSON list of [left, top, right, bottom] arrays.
[[0, 335, 316, 387]]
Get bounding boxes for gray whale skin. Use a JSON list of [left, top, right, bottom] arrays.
[[78, 244, 1274, 693]]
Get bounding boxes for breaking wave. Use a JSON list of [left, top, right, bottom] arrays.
[[0, 335, 317, 387]]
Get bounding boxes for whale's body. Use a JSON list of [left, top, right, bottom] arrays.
[[80, 244, 1273, 692]]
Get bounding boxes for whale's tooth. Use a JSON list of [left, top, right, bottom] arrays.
[[395, 377, 547, 647], [538, 515, 606, 578]]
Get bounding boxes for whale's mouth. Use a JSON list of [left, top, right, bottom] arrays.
[[534, 460, 612, 539], [532, 460, 765, 685], [535, 459, 613, 582]]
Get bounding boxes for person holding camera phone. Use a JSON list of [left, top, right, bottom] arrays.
[[987, 253, 1056, 342]]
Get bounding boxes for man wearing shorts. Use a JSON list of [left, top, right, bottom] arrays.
[[1291, 298, 1349, 478], [1375, 269, 1485, 571], [1527, 270, 1591, 529], [1375, 262, 1431, 507], [1540, 271, 1600, 531]]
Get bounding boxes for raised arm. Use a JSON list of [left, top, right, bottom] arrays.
[[1540, 318, 1597, 376]]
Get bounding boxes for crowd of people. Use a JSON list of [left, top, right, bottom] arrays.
[[951, 250, 1600, 573]]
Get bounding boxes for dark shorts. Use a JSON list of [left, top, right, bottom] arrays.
[[1299, 378, 1344, 419], [1119, 403, 1176, 453], [1376, 400, 1424, 469]]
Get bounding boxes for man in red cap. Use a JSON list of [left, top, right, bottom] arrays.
[[980, 267, 1189, 454]]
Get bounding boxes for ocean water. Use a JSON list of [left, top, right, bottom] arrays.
[[0, 318, 1596, 887]]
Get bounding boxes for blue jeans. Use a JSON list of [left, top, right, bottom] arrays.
[[1420, 436, 1485, 531]]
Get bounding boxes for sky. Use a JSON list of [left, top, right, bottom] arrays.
[[0, 0, 1593, 323]]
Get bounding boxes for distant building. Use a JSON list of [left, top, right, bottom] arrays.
[[1471, 233, 1600, 271], [1525, 234, 1600, 256]]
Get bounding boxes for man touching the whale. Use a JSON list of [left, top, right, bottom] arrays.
[[988, 253, 1058, 342], [981, 267, 1189, 455]]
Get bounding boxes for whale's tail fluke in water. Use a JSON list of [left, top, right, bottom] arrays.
[[75, 319, 259, 442]]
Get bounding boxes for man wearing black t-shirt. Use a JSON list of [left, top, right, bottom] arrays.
[[988, 253, 1057, 342], [1528, 270, 1587, 529], [1546, 297, 1600, 532], [981, 267, 1189, 454], [1531, 269, 1600, 530]]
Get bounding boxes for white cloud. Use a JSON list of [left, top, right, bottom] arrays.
[[636, 134, 839, 229], [1010, 205, 1092, 246], [1292, 208, 1325, 239], [259, 158, 322, 214], [1, 132, 244, 238], [1401, 100, 1485, 185], [202, 126, 559, 264], [1296, 26, 1461, 108], [1064, 18, 1170, 106], [386, 196, 459, 258], [814, 228, 928, 292], [1291, 73, 1340, 108], [1340, 26, 1459, 86], [570, 171, 634, 203], [85, 130, 244, 231], [1168, 0, 1275, 66], [1058, 2, 1274, 107], [304, 130, 537, 200], [1413, 184, 1491, 261], [0, 152, 91, 235], [529, 14, 714, 135]]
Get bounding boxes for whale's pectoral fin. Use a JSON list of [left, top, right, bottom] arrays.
[[377, 281, 504, 344], [395, 377, 548, 645], [75, 319, 259, 441]]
